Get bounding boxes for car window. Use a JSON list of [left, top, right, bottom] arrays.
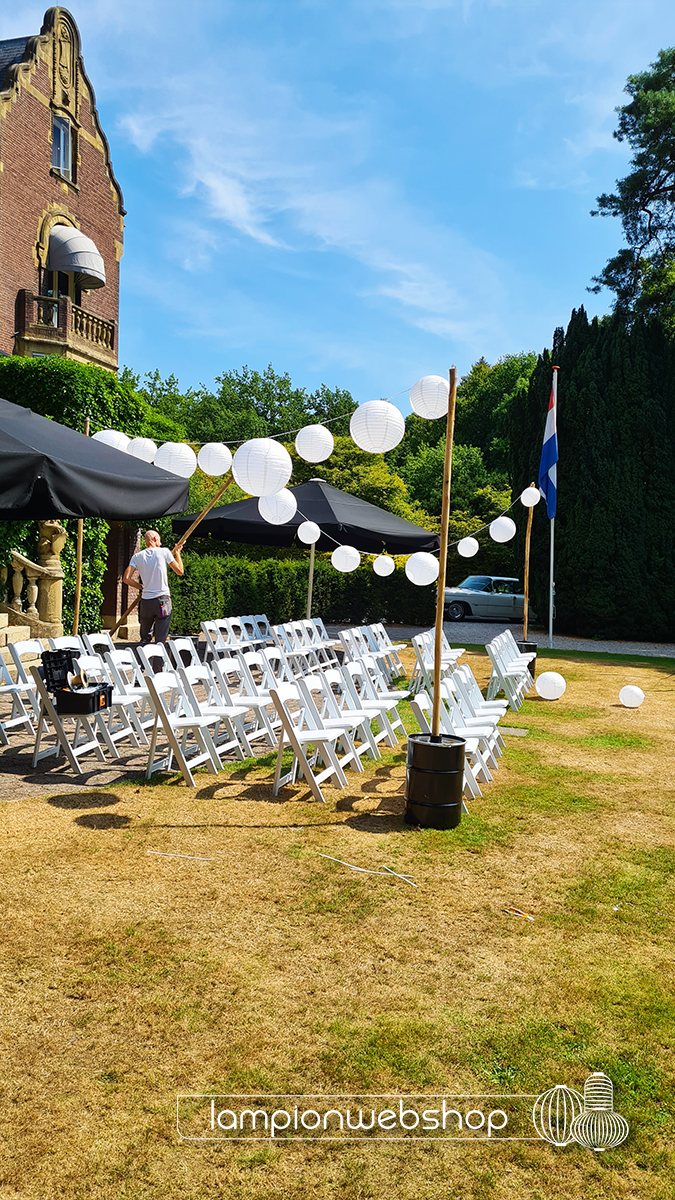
[[458, 576, 492, 592], [493, 581, 511, 594]]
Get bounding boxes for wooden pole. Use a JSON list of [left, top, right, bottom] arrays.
[[522, 482, 535, 643], [72, 417, 90, 634], [110, 471, 235, 639], [431, 367, 457, 739], [306, 541, 315, 619]]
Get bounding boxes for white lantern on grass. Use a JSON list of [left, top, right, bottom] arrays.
[[536, 672, 567, 701], [520, 485, 541, 507], [198, 442, 232, 476], [410, 375, 449, 420], [232, 438, 292, 496], [295, 424, 334, 463], [127, 437, 157, 462], [298, 521, 321, 545], [373, 555, 395, 577], [489, 516, 516, 543], [350, 400, 405, 453], [619, 685, 644, 708], [92, 429, 129, 452], [331, 545, 360, 573], [457, 536, 479, 558], [154, 442, 197, 478], [258, 489, 297, 525], [405, 552, 439, 586]]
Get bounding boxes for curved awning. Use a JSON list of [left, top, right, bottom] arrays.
[[47, 224, 106, 289]]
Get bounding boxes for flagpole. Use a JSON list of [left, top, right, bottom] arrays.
[[547, 367, 559, 650]]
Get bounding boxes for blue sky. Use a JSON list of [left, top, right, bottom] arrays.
[[7, 0, 675, 407]]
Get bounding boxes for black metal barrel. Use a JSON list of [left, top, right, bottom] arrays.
[[404, 733, 465, 830]]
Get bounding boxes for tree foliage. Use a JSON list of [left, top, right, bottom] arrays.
[[511, 307, 675, 640], [591, 48, 675, 326]]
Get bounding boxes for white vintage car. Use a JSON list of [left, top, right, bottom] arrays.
[[444, 575, 534, 622]]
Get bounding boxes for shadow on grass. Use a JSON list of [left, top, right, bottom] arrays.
[[47, 790, 122, 809], [74, 812, 132, 829]]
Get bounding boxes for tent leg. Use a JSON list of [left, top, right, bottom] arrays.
[[306, 542, 315, 619]]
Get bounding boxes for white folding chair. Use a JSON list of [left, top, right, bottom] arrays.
[[213, 654, 280, 747], [343, 659, 402, 748], [177, 664, 248, 762], [486, 639, 530, 711], [440, 678, 502, 769], [299, 673, 377, 770], [73, 653, 147, 756], [252, 614, 274, 643], [83, 630, 116, 658], [9, 639, 45, 686], [270, 684, 350, 804], [168, 637, 203, 670], [105, 649, 154, 732], [454, 664, 508, 722], [0, 659, 37, 743], [137, 642, 174, 677], [30, 666, 107, 774], [145, 671, 222, 787], [323, 667, 382, 759], [48, 635, 87, 653]]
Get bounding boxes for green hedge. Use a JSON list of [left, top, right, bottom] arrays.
[[168, 553, 436, 632]]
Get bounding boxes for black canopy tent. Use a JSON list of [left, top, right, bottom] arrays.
[[173, 479, 440, 617], [172, 479, 439, 554], [0, 397, 189, 519]]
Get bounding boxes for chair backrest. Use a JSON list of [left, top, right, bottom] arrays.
[[238, 615, 258, 644], [105, 649, 146, 694], [410, 692, 432, 735], [48, 635, 86, 652], [178, 663, 221, 714], [252, 613, 273, 642], [137, 642, 173, 676], [168, 637, 201, 669], [261, 646, 295, 684], [83, 630, 115, 657], [145, 670, 185, 717], [73, 653, 111, 685], [9, 639, 45, 683]]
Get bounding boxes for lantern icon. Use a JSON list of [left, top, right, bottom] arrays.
[[532, 1084, 583, 1146], [570, 1073, 629, 1151]]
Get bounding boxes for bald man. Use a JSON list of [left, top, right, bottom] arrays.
[[122, 530, 184, 645]]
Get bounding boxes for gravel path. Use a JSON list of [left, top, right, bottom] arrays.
[[328, 621, 675, 659]]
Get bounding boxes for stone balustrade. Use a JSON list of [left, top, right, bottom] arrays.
[[0, 521, 68, 639]]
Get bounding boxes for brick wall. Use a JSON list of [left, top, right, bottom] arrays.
[[0, 12, 124, 364]]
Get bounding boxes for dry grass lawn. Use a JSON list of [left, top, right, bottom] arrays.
[[0, 647, 674, 1199]]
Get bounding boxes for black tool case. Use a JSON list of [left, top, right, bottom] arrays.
[[41, 649, 113, 715]]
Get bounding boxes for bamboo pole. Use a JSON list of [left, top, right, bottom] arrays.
[[110, 472, 235, 639], [522, 482, 535, 643], [431, 367, 457, 739], [306, 541, 316, 619], [72, 417, 90, 634]]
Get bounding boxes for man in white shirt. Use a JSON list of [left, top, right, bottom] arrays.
[[122, 530, 184, 645]]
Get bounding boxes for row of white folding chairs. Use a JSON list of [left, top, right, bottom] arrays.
[[201, 614, 274, 660], [486, 630, 535, 711], [410, 628, 466, 694], [338, 624, 407, 681]]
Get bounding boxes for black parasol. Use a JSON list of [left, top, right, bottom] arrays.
[[0, 397, 189, 519], [172, 479, 439, 554]]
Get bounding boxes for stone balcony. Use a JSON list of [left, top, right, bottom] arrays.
[[15, 290, 117, 370]]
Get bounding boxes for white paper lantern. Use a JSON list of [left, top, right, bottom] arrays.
[[536, 671, 567, 701], [457, 536, 479, 558], [405, 552, 439, 586], [126, 437, 157, 463], [619, 685, 645, 708], [331, 545, 360, 573], [489, 515, 517, 543], [198, 442, 233, 477], [232, 438, 293, 497], [298, 521, 321, 545], [520, 485, 541, 508], [154, 442, 198, 478], [295, 424, 334, 463], [373, 554, 395, 577], [258, 488, 298, 525], [409, 375, 449, 420], [92, 429, 130, 452], [349, 400, 406, 454]]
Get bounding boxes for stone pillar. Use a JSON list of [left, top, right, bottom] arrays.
[[36, 520, 67, 635]]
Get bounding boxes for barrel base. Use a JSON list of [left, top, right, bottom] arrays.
[[404, 798, 461, 830]]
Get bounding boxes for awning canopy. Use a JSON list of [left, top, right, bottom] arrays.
[[0, 398, 189, 519], [173, 479, 440, 555], [47, 224, 106, 290]]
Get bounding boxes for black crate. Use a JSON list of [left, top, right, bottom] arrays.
[[41, 648, 80, 691], [53, 684, 113, 715]]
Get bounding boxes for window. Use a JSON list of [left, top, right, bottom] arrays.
[[458, 577, 493, 592], [52, 115, 72, 180], [40, 269, 80, 306]]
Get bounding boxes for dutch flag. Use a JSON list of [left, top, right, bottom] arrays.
[[538, 370, 558, 519]]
